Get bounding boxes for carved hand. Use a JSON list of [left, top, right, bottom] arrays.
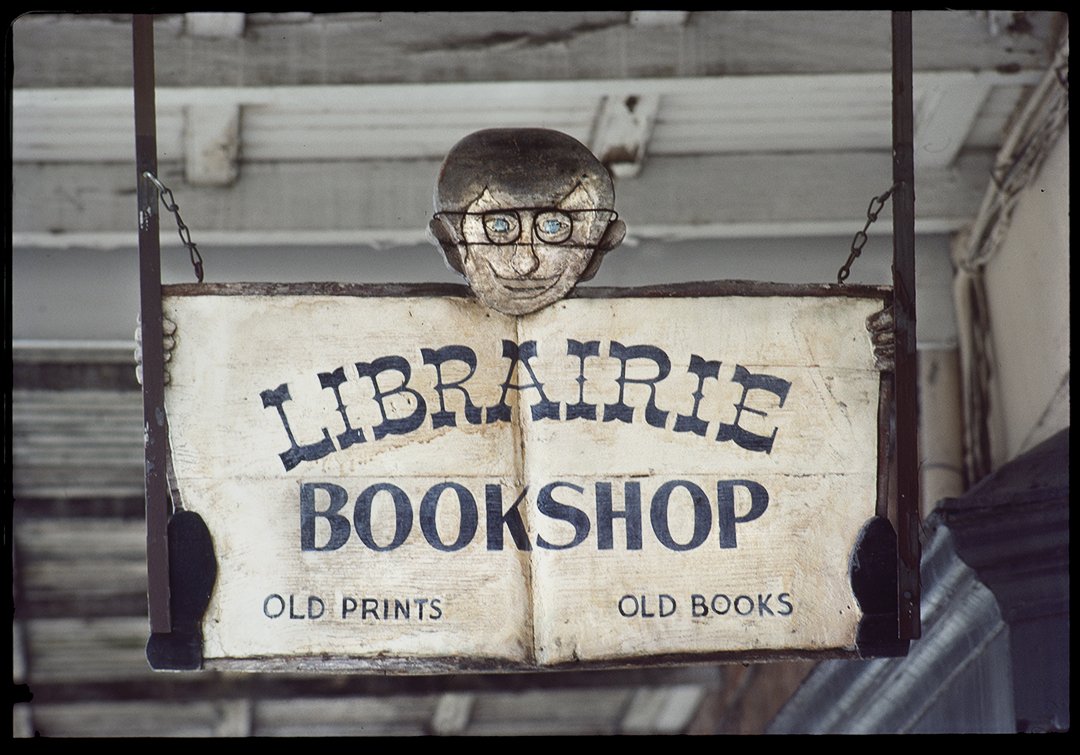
[[865, 306, 895, 372], [135, 314, 177, 386]]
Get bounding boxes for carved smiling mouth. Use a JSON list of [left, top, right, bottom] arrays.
[[487, 264, 561, 297]]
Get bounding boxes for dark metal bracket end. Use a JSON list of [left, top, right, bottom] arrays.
[[851, 516, 910, 659], [146, 510, 218, 670]]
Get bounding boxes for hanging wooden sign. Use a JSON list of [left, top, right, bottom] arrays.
[[154, 280, 898, 672]]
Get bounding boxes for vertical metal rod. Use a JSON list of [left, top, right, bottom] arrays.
[[891, 11, 921, 640], [134, 14, 172, 634]]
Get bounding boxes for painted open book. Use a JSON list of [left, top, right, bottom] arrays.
[[158, 280, 899, 672]]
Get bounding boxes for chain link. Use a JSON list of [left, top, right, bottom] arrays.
[[143, 172, 205, 282], [836, 184, 898, 285]]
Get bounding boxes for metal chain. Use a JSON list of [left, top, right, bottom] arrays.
[[143, 172, 205, 282], [836, 183, 898, 285]]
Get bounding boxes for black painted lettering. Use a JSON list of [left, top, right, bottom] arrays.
[[487, 340, 560, 423], [289, 595, 304, 619], [691, 594, 707, 617], [318, 367, 366, 449], [618, 595, 638, 617], [429, 598, 443, 620], [603, 341, 671, 427], [485, 484, 531, 551], [757, 593, 774, 616], [415, 598, 428, 620], [595, 481, 643, 550], [263, 594, 285, 619], [308, 595, 325, 619], [355, 356, 428, 440], [715, 365, 791, 453], [260, 383, 336, 471], [361, 597, 379, 619], [565, 339, 600, 420], [659, 594, 677, 617], [394, 599, 410, 620], [419, 482, 478, 552], [299, 482, 352, 552], [777, 593, 794, 616], [734, 595, 755, 616], [716, 479, 769, 549], [342, 596, 357, 619], [354, 483, 413, 552], [673, 354, 721, 437], [536, 482, 590, 550], [421, 345, 483, 428], [711, 594, 731, 615], [650, 480, 711, 551], [640, 594, 655, 617]]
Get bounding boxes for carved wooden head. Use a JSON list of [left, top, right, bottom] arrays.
[[430, 128, 625, 315]]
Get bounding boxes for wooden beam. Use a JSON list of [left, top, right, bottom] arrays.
[[12, 73, 1040, 164], [214, 700, 253, 737], [630, 11, 689, 27], [620, 685, 708, 733], [914, 73, 995, 168], [183, 12, 245, 39], [429, 693, 476, 735], [184, 105, 241, 186], [12, 12, 1060, 89], [11, 150, 996, 245], [590, 93, 660, 178]]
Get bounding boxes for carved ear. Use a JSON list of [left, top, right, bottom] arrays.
[[583, 221, 626, 287], [597, 218, 625, 253], [428, 216, 466, 276], [578, 220, 625, 282]]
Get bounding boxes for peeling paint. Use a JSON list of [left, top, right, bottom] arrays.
[[408, 18, 627, 54]]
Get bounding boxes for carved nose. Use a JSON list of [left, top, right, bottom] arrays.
[[510, 245, 539, 276]]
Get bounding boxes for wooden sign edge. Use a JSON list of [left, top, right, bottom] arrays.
[[163, 279, 893, 301], [202, 646, 864, 675]]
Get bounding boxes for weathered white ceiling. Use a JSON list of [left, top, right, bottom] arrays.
[[12, 72, 1038, 164], [10, 11, 1065, 248]]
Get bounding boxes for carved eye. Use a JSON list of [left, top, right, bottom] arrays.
[[535, 211, 573, 244], [483, 212, 520, 243]]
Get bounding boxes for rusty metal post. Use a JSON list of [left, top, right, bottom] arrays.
[[134, 14, 171, 634], [892, 11, 921, 640]]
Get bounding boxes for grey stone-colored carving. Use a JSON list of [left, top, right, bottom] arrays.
[[430, 128, 626, 315], [866, 306, 895, 372]]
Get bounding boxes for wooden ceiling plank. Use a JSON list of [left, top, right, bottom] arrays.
[[11, 150, 993, 243], [183, 12, 245, 39], [184, 105, 241, 186], [11, 70, 1041, 113], [13, 12, 1060, 88], [429, 692, 476, 735], [914, 73, 995, 168]]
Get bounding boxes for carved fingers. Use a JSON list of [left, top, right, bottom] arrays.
[[135, 315, 177, 386], [866, 306, 895, 372]]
